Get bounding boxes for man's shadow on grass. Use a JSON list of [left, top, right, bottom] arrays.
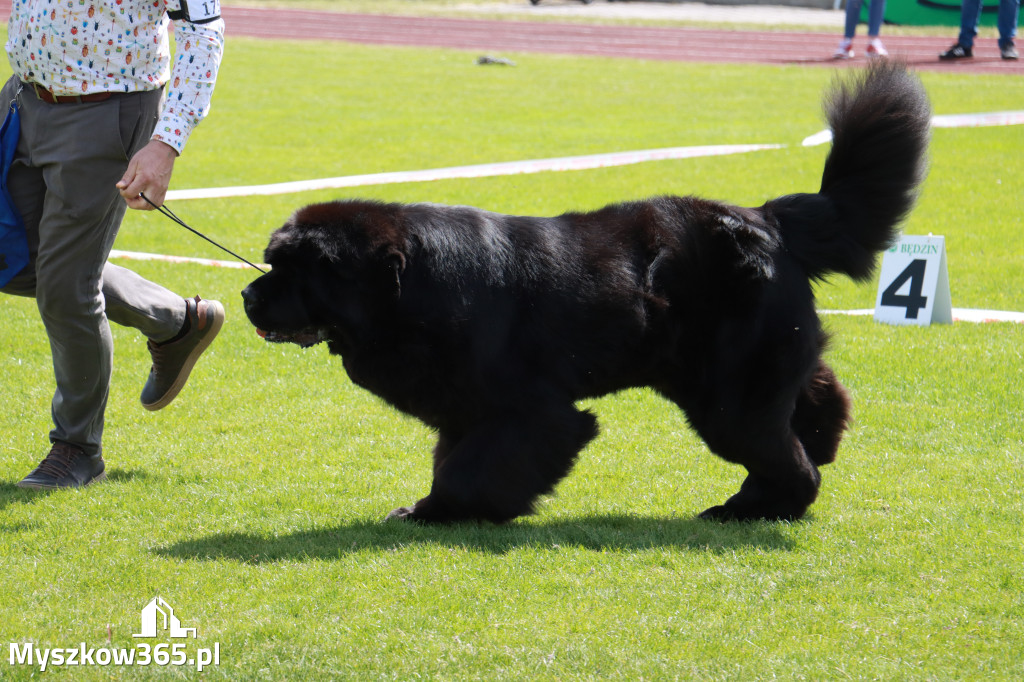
[[155, 514, 801, 564]]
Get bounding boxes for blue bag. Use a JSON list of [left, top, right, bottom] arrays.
[[0, 98, 27, 287]]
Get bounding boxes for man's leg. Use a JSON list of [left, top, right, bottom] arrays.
[[997, 0, 1020, 49], [10, 89, 160, 457], [867, 0, 886, 37], [941, 0, 984, 58], [103, 263, 185, 342], [5, 83, 219, 487], [958, 0, 985, 48]]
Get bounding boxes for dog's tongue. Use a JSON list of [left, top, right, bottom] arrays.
[[256, 328, 267, 339]]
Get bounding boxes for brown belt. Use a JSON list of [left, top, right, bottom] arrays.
[[28, 82, 112, 104]]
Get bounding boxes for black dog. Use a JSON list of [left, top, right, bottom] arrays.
[[242, 62, 930, 524]]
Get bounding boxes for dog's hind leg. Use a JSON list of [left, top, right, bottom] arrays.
[[663, 374, 822, 522], [387, 404, 599, 524], [791, 361, 851, 466], [695, 410, 822, 522]]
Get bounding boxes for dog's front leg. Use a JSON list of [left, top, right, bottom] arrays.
[[385, 405, 598, 524]]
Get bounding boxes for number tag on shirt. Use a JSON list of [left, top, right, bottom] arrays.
[[177, 0, 221, 22]]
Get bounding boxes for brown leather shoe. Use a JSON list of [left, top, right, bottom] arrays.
[[141, 296, 225, 411]]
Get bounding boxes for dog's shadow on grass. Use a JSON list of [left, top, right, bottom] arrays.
[[155, 514, 801, 564]]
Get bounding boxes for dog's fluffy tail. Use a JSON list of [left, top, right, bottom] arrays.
[[765, 61, 931, 282]]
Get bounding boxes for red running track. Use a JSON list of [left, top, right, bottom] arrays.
[[0, 1, 1019, 75], [215, 6, 1023, 76]]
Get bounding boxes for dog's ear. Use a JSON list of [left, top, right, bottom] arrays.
[[379, 246, 406, 300]]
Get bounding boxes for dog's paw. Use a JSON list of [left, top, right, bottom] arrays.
[[699, 502, 804, 523], [698, 505, 739, 523], [383, 500, 485, 525], [384, 506, 417, 522]]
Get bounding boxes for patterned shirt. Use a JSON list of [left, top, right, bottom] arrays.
[[5, 1, 226, 154]]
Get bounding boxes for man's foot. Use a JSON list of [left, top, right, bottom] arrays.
[[1001, 43, 1019, 60], [17, 442, 106, 489], [833, 39, 854, 60], [141, 296, 225, 411], [939, 43, 972, 60]]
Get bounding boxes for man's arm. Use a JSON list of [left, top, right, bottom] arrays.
[[119, 3, 225, 210]]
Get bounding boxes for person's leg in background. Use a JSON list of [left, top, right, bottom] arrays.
[[940, 0, 983, 58], [865, 0, 890, 57], [834, 0, 865, 59], [997, 0, 1020, 58]]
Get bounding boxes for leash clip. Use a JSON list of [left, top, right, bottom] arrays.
[[10, 83, 23, 113]]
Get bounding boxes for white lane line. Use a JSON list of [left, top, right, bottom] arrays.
[[164, 144, 783, 201], [801, 110, 1024, 147], [819, 308, 1024, 323], [109, 249, 265, 271]]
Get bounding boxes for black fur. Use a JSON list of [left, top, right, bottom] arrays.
[[242, 62, 930, 524]]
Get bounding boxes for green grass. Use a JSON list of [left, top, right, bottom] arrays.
[[2, 23, 1023, 682]]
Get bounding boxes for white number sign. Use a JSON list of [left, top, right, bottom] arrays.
[[874, 235, 952, 326]]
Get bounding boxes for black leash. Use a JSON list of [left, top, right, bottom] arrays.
[[139, 193, 267, 274]]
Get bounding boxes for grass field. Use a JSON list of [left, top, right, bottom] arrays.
[[1, 19, 1023, 682]]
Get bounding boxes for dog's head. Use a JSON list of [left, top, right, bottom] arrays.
[[241, 200, 407, 353]]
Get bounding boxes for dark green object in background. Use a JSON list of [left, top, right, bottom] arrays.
[[861, 0, 1001, 26]]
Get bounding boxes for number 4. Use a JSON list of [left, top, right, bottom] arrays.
[[880, 259, 928, 319]]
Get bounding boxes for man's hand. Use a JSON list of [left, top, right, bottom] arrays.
[[116, 140, 179, 210]]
